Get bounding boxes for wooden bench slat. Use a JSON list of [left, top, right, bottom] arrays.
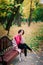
[[0, 36, 19, 65], [0, 50, 19, 63], [4, 50, 18, 62]]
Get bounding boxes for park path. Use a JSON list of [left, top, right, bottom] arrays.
[[10, 51, 43, 65]]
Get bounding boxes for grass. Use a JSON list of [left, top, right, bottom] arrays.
[[0, 22, 43, 51]]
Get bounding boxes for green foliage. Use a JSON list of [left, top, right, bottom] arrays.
[[0, 0, 24, 24], [29, 28, 43, 51], [30, 36, 43, 51], [0, 3, 14, 25], [32, 7, 43, 21], [0, 0, 24, 35], [15, 0, 24, 4], [21, 18, 27, 22], [30, 36, 39, 51]]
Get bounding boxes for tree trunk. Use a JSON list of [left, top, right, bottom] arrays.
[[7, 29, 9, 36], [28, 0, 32, 26], [5, 14, 14, 36], [15, 6, 21, 26]]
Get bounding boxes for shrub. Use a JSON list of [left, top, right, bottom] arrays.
[[32, 7, 43, 22]]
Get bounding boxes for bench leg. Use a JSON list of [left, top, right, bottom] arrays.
[[1, 56, 7, 65]]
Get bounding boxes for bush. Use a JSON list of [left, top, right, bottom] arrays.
[[32, 7, 43, 22], [30, 35, 43, 51]]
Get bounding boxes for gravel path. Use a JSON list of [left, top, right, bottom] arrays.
[[10, 51, 43, 65]]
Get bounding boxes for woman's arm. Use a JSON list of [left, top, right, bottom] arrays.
[[20, 36, 25, 44], [12, 38, 18, 49]]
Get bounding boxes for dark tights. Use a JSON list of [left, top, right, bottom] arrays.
[[18, 43, 32, 56]]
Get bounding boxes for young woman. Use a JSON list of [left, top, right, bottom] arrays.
[[12, 29, 32, 61]]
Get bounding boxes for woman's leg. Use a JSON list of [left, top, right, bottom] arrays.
[[18, 44, 24, 49], [24, 48, 27, 56], [19, 53, 22, 61], [23, 43, 32, 51], [18, 44, 27, 57]]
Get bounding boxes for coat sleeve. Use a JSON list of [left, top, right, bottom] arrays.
[[20, 36, 25, 43], [12, 38, 21, 53], [12, 38, 17, 48]]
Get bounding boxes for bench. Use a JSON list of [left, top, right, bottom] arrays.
[[0, 36, 19, 65]]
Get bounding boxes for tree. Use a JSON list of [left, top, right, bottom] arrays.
[[14, 0, 24, 26], [28, 0, 39, 26], [0, 0, 24, 35], [32, 7, 43, 22]]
